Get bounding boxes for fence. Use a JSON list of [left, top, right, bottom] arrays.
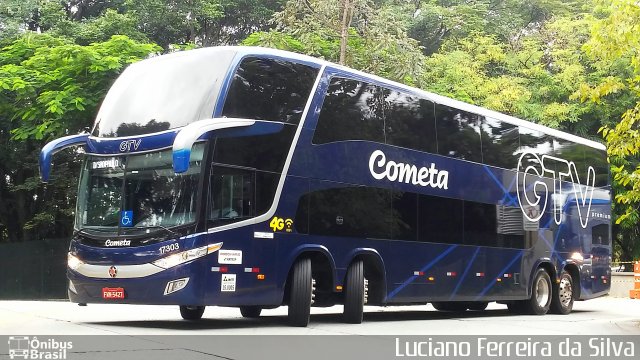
[[0, 238, 70, 299]]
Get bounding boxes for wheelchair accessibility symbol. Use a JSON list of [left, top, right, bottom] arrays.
[[120, 210, 133, 227]]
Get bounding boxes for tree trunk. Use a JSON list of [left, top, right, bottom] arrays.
[[339, 0, 353, 65]]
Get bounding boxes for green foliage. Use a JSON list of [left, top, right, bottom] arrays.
[[0, 33, 158, 242], [0, 33, 159, 140], [580, 0, 640, 262], [245, 0, 427, 84]]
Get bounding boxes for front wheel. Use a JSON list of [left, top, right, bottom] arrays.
[[288, 258, 313, 327], [240, 306, 262, 318], [432, 302, 468, 312], [550, 270, 574, 315], [467, 302, 488, 311], [523, 268, 552, 315], [180, 305, 205, 320]]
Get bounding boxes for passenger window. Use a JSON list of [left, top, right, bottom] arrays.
[[304, 184, 391, 239], [313, 78, 385, 144], [207, 166, 254, 226], [435, 104, 483, 162], [583, 146, 609, 187], [481, 118, 519, 169], [417, 194, 464, 244], [383, 89, 437, 153], [222, 57, 318, 124], [391, 191, 418, 241]]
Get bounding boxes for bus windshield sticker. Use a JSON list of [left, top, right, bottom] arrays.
[[368, 150, 449, 189], [120, 210, 133, 227], [221, 274, 236, 292], [254, 232, 274, 239], [218, 250, 242, 265], [92, 158, 119, 169]]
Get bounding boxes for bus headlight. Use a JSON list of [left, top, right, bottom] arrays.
[[152, 242, 223, 269], [68, 253, 84, 270]]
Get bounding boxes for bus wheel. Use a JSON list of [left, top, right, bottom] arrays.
[[524, 268, 552, 315], [467, 302, 488, 311], [507, 301, 526, 314], [550, 271, 574, 315], [180, 305, 205, 320], [240, 306, 262, 318], [344, 260, 366, 324], [432, 302, 467, 312], [288, 258, 313, 327]]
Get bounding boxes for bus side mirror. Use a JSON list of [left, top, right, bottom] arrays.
[[172, 118, 285, 173], [39, 134, 89, 183]]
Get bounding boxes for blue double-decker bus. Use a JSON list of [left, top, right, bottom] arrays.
[[40, 46, 610, 326]]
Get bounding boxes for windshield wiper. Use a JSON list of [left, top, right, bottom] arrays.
[[75, 227, 115, 236], [132, 225, 179, 237]]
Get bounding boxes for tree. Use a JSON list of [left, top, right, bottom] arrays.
[[244, 0, 427, 84], [582, 0, 640, 265], [0, 33, 159, 242]]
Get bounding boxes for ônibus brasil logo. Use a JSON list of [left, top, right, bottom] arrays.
[[8, 336, 72, 359]]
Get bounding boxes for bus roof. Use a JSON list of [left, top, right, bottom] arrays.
[[231, 46, 606, 151]]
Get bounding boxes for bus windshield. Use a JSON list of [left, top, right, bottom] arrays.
[[76, 144, 205, 235]]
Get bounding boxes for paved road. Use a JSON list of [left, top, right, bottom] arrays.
[[1, 296, 639, 335]]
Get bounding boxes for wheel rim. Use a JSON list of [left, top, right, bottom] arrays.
[[558, 277, 573, 308], [535, 276, 550, 307]]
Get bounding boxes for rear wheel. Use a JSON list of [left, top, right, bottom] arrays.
[[180, 305, 205, 320], [240, 306, 262, 318], [288, 258, 313, 327], [523, 268, 552, 315], [507, 301, 526, 314], [343, 260, 366, 324], [467, 302, 488, 311], [550, 270, 574, 315], [432, 302, 468, 312]]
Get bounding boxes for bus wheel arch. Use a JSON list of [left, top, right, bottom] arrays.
[[283, 247, 336, 306], [346, 251, 386, 306], [524, 266, 553, 315]]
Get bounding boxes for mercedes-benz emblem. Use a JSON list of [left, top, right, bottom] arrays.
[[108, 266, 117, 278]]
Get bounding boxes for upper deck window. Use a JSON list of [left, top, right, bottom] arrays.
[[92, 48, 237, 137], [313, 78, 385, 144], [222, 57, 319, 124]]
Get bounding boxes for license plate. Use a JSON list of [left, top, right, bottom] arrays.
[[102, 287, 125, 299]]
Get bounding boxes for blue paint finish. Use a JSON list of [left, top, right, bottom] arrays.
[[39, 133, 89, 182], [387, 245, 458, 300], [56, 48, 612, 308], [475, 250, 524, 300], [172, 148, 191, 173], [450, 247, 481, 300], [85, 130, 178, 155]]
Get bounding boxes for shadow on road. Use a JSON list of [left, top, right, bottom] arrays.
[[83, 307, 596, 331]]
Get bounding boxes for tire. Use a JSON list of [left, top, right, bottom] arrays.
[[240, 306, 262, 318], [507, 301, 526, 314], [523, 268, 552, 315], [343, 260, 365, 324], [180, 305, 205, 320], [288, 258, 313, 327], [467, 302, 489, 311], [550, 270, 574, 315], [432, 302, 468, 312]]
